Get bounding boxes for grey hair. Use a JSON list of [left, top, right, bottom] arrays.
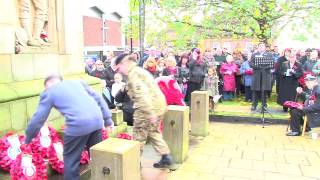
[[44, 74, 63, 85]]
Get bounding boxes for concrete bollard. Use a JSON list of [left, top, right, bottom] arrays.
[[190, 91, 209, 136], [90, 138, 140, 180], [112, 109, 124, 125], [163, 105, 189, 163]]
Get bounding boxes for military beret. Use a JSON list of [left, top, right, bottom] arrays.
[[115, 53, 130, 65]]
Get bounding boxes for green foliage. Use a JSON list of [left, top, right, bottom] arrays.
[[126, 0, 320, 49]]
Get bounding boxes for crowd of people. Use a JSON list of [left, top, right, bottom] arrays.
[[85, 44, 320, 137]]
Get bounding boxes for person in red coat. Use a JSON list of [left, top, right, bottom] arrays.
[[220, 55, 239, 100]]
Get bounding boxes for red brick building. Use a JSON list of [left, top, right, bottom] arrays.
[[83, 5, 138, 60]]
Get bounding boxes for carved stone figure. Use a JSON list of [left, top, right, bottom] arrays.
[[19, 0, 49, 47]]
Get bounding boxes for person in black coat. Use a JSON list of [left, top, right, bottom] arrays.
[[250, 43, 274, 111], [89, 60, 107, 79], [274, 49, 291, 94], [277, 52, 303, 112], [114, 85, 134, 126], [287, 75, 320, 136], [184, 48, 207, 105]]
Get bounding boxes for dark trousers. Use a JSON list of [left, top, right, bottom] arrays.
[[244, 86, 252, 101], [185, 81, 202, 105], [252, 90, 267, 107], [289, 109, 310, 133], [235, 75, 242, 96], [123, 111, 134, 126], [64, 129, 102, 180]]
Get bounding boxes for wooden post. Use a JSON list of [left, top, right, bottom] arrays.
[[191, 91, 209, 136], [90, 138, 140, 180], [112, 109, 123, 126], [163, 105, 189, 163]]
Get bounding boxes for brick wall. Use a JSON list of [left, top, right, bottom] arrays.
[[83, 16, 103, 46], [106, 20, 122, 46]]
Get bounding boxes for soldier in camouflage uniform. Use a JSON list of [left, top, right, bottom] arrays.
[[115, 53, 173, 168]]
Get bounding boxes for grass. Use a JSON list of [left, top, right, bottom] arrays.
[[211, 91, 290, 120]]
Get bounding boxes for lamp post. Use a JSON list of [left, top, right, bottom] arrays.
[[130, 2, 133, 53], [139, 0, 145, 59]]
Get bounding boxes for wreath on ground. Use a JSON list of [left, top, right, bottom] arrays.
[[29, 126, 60, 158], [0, 133, 25, 171], [10, 144, 47, 180]]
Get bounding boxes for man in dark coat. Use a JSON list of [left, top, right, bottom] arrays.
[[89, 60, 107, 79], [303, 49, 318, 72], [250, 43, 274, 111], [287, 75, 320, 136]]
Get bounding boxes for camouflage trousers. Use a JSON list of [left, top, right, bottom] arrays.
[[133, 111, 170, 155]]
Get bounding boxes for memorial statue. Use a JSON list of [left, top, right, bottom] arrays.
[[19, 0, 50, 47]]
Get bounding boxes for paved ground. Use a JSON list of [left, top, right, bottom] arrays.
[[142, 122, 320, 180]]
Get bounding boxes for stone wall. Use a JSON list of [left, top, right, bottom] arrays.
[[0, 0, 101, 136]]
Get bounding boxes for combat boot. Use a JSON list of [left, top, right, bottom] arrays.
[[153, 154, 173, 168]]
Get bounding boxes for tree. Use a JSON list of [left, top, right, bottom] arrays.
[[127, 0, 320, 48]]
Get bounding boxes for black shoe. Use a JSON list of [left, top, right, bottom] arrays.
[[283, 106, 288, 112], [251, 105, 257, 111], [153, 154, 173, 168], [286, 131, 301, 136]]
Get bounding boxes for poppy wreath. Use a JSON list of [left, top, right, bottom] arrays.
[[80, 150, 90, 165], [102, 128, 109, 140], [29, 126, 61, 158], [47, 140, 64, 174], [10, 145, 47, 180], [117, 133, 133, 140], [0, 133, 25, 171], [283, 101, 304, 109]]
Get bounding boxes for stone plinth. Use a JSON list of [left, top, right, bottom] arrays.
[[90, 138, 140, 180], [163, 105, 189, 163], [112, 109, 124, 126], [191, 91, 209, 136]]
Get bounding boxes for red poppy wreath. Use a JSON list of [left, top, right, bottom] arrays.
[[0, 133, 25, 171], [10, 145, 47, 180]]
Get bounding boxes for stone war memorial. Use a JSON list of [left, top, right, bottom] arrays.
[[0, 0, 102, 179], [0, 0, 101, 136]]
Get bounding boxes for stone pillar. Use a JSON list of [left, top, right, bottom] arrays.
[[112, 109, 123, 126], [190, 91, 209, 136], [90, 138, 140, 180], [163, 105, 189, 163]]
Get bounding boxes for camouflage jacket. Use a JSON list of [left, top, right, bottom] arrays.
[[127, 63, 167, 117]]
